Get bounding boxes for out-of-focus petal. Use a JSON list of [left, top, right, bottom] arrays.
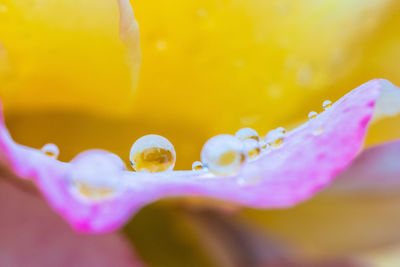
[[0, 181, 144, 267], [242, 140, 400, 257], [0, 0, 140, 116], [132, 0, 394, 133], [326, 140, 400, 194], [0, 79, 399, 233]]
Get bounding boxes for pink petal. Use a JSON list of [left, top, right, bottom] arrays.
[[326, 139, 400, 194], [0, 79, 399, 233], [0, 181, 144, 267]]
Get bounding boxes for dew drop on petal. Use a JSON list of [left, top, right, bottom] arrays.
[[130, 134, 176, 173], [201, 135, 245, 176], [243, 139, 261, 160], [322, 100, 332, 110], [69, 150, 125, 201], [276, 127, 286, 134], [265, 129, 285, 149], [235, 127, 260, 141], [308, 111, 318, 120], [259, 140, 268, 151], [41, 143, 59, 159], [192, 161, 204, 171]]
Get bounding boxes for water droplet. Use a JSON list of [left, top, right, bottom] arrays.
[[313, 126, 324, 135], [235, 127, 259, 142], [201, 135, 245, 176], [243, 139, 261, 160], [259, 140, 268, 151], [192, 161, 204, 171], [155, 40, 167, 51], [276, 127, 286, 134], [265, 129, 285, 148], [322, 100, 332, 110], [69, 150, 125, 201], [308, 111, 318, 120], [130, 135, 176, 173], [41, 143, 59, 159]]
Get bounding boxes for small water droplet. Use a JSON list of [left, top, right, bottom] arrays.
[[308, 111, 318, 120], [243, 139, 261, 160], [41, 143, 59, 159], [192, 161, 204, 171], [265, 129, 285, 148], [235, 127, 259, 142], [259, 140, 268, 151], [201, 135, 245, 176], [276, 127, 286, 134], [130, 135, 176, 172], [322, 100, 332, 110], [155, 40, 167, 51]]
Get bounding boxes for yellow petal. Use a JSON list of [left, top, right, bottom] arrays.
[[0, 0, 140, 116], [132, 0, 395, 135]]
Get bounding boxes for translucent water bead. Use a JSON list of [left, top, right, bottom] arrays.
[[201, 135, 245, 176], [308, 111, 318, 120], [265, 129, 285, 148], [192, 161, 204, 171], [243, 139, 261, 160], [235, 127, 260, 141], [129, 134, 176, 172], [323, 100, 332, 110], [41, 143, 59, 159]]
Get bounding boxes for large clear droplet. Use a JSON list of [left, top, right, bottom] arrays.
[[201, 135, 245, 176], [130, 134, 176, 172], [41, 143, 59, 159], [69, 150, 125, 201], [235, 127, 260, 141], [243, 139, 261, 160]]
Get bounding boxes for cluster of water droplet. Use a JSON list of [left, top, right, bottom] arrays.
[[39, 99, 334, 179]]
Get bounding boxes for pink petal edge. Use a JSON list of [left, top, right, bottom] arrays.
[[0, 79, 399, 233]]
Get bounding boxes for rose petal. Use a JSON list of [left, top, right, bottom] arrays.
[[242, 140, 400, 256], [0, 79, 399, 233], [325, 139, 400, 194], [0, 181, 144, 267]]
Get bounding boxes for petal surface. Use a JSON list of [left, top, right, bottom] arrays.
[[242, 141, 400, 257], [0, 181, 144, 266], [0, 79, 399, 233]]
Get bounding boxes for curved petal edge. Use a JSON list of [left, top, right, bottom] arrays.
[[0, 79, 399, 233]]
